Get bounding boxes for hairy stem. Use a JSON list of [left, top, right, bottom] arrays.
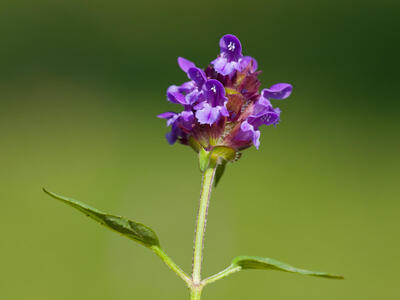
[[151, 245, 192, 286], [192, 166, 217, 285], [190, 289, 202, 300]]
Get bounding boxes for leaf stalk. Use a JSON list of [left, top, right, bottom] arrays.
[[151, 246, 192, 286], [201, 265, 242, 286]]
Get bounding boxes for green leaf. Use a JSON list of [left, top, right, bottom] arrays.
[[43, 188, 160, 248], [232, 256, 343, 279], [214, 162, 226, 187], [198, 148, 210, 172]]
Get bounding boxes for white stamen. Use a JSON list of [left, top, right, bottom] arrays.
[[227, 42, 235, 51], [211, 85, 217, 93]]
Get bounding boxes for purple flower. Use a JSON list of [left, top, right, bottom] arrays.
[[158, 110, 194, 144], [247, 96, 281, 127], [219, 34, 243, 62], [167, 85, 191, 105], [212, 34, 258, 76], [167, 58, 209, 107], [187, 67, 207, 88], [177, 57, 207, 88], [194, 80, 229, 125], [183, 67, 208, 105], [158, 34, 293, 154], [212, 34, 243, 76], [235, 121, 261, 149], [238, 56, 258, 73], [230, 96, 281, 149]]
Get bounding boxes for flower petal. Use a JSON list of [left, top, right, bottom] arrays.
[[179, 81, 195, 93], [262, 83, 293, 100], [219, 105, 229, 117], [157, 111, 177, 120], [248, 108, 280, 127], [237, 121, 261, 149], [252, 130, 261, 149], [193, 101, 206, 110], [187, 67, 206, 88], [185, 90, 202, 105], [251, 96, 273, 117], [167, 85, 187, 105], [177, 57, 195, 73], [157, 111, 180, 127], [212, 57, 239, 76], [179, 110, 194, 130], [204, 79, 227, 107], [219, 34, 242, 62], [238, 56, 258, 72], [195, 104, 221, 125], [166, 128, 178, 144]]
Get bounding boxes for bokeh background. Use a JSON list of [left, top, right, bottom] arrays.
[[1, 0, 399, 299]]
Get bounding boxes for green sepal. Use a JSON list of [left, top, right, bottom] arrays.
[[198, 148, 211, 172], [209, 146, 236, 186], [210, 146, 236, 164], [43, 188, 160, 248], [188, 136, 202, 153], [214, 162, 227, 187], [232, 256, 343, 279]]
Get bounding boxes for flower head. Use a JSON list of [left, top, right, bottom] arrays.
[[158, 34, 292, 162]]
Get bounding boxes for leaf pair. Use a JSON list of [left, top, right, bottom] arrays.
[[44, 189, 343, 283]]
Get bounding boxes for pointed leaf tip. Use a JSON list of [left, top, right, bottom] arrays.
[[43, 189, 160, 248], [214, 162, 227, 187], [232, 256, 343, 279]]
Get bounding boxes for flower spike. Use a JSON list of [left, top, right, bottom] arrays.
[[158, 34, 292, 154]]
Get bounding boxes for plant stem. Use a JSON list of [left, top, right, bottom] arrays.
[[190, 288, 202, 300], [192, 166, 217, 285], [151, 245, 192, 286]]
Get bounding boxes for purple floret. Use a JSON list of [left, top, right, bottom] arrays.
[[212, 34, 258, 76], [194, 80, 229, 125], [247, 96, 281, 127], [238, 56, 258, 73], [168, 59, 210, 108], [236, 121, 261, 149], [157, 110, 194, 144], [212, 34, 243, 76], [235, 96, 282, 148]]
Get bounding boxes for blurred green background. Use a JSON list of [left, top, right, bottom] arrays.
[[1, 0, 399, 299]]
